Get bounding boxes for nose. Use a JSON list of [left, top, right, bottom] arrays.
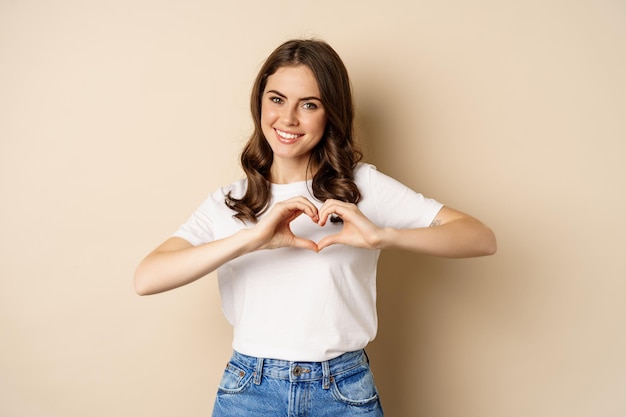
[[281, 105, 298, 126]]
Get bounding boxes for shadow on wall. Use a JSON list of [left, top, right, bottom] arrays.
[[367, 251, 450, 416], [354, 79, 454, 415], [355, 105, 423, 416]]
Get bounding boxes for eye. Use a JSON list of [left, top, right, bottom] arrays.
[[302, 102, 318, 110], [269, 96, 283, 104]]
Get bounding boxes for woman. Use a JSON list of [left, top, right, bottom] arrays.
[[135, 39, 496, 416]]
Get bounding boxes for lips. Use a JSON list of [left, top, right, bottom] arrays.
[[275, 128, 304, 144]]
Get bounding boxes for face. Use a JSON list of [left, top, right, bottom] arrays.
[[261, 65, 327, 172]]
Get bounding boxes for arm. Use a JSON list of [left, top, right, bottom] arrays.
[[378, 206, 497, 257], [134, 196, 320, 295], [134, 232, 256, 296], [316, 202, 496, 258]]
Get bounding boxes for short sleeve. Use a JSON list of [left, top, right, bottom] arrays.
[[172, 193, 216, 246], [358, 164, 444, 229]]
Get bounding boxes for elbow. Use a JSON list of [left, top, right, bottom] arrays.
[[135, 284, 150, 296], [134, 279, 150, 296], [133, 268, 153, 296], [462, 224, 497, 258], [456, 221, 497, 258], [481, 228, 497, 256], [484, 241, 497, 256]]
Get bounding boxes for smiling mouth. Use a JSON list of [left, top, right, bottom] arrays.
[[275, 129, 304, 143]]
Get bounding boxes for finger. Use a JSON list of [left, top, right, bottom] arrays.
[[316, 233, 342, 251], [318, 200, 350, 226], [291, 237, 319, 252], [279, 197, 319, 222], [317, 199, 337, 225]]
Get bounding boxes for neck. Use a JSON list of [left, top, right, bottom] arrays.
[[270, 158, 317, 184]]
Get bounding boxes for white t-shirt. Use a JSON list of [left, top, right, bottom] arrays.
[[174, 163, 443, 361]]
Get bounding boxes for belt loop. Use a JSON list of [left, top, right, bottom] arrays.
[[253, 358, 264, 385], [322, 359, 331, 390]]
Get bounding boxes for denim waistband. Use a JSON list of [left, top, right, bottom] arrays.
[[231, 349, 368, 389]]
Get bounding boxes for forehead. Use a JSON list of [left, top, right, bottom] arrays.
[[264, 65, 320, 96]]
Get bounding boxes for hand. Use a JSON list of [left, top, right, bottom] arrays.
[[252, 196, 320, 252], [316, 199, 384, 251]]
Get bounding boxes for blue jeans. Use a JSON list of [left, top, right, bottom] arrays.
[[212, 349, 384, 416]]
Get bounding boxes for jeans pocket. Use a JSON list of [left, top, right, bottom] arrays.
[[217, 362, 253, 394], [331, 365, 380, 406]]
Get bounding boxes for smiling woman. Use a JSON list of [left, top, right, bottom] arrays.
[[134, 38, 496, 417], [261, 65, 327, 182], [226, 39, 362, 224]]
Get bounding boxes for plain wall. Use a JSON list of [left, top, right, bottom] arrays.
[[1, 1, 625, 416]]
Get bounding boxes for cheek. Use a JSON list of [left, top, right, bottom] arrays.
[[310, 114, 327, 134], [260, 109, 277, 141], [260, 104, 277, 123]]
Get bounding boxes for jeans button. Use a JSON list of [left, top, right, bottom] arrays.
[[293, 366, 303, 376]]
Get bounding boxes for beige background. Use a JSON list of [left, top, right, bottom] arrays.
[[1, 0, 625, 416]]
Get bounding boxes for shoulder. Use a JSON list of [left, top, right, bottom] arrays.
[[214, 177, 248, 200], [192, 177, 247, 214], [353, 162, 378, 183], [353, 162, 396, 189], [352, 162, 425, 201]]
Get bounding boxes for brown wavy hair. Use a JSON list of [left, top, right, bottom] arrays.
[[226, 39, 362, 222]]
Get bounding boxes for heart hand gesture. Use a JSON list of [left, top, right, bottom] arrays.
[[316, 199, 383, 251], [252, 196, 320, 252], [250, 197, 383, 253]]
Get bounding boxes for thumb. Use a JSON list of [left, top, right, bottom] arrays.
[[316, 234, 341, 252], [291, 237, 319, 252]]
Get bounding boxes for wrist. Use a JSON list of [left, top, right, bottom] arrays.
[[375, 227, 397, 250], [233, 227, 264, 253]]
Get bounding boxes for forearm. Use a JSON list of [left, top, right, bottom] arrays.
[[134, 230, 257, 296], [378, 217, 497, 258]]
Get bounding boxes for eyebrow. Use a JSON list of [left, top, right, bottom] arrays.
[[266, 89, 322, 102]]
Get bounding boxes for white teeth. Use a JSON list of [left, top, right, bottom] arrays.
[[276, 130, 301, 140]]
